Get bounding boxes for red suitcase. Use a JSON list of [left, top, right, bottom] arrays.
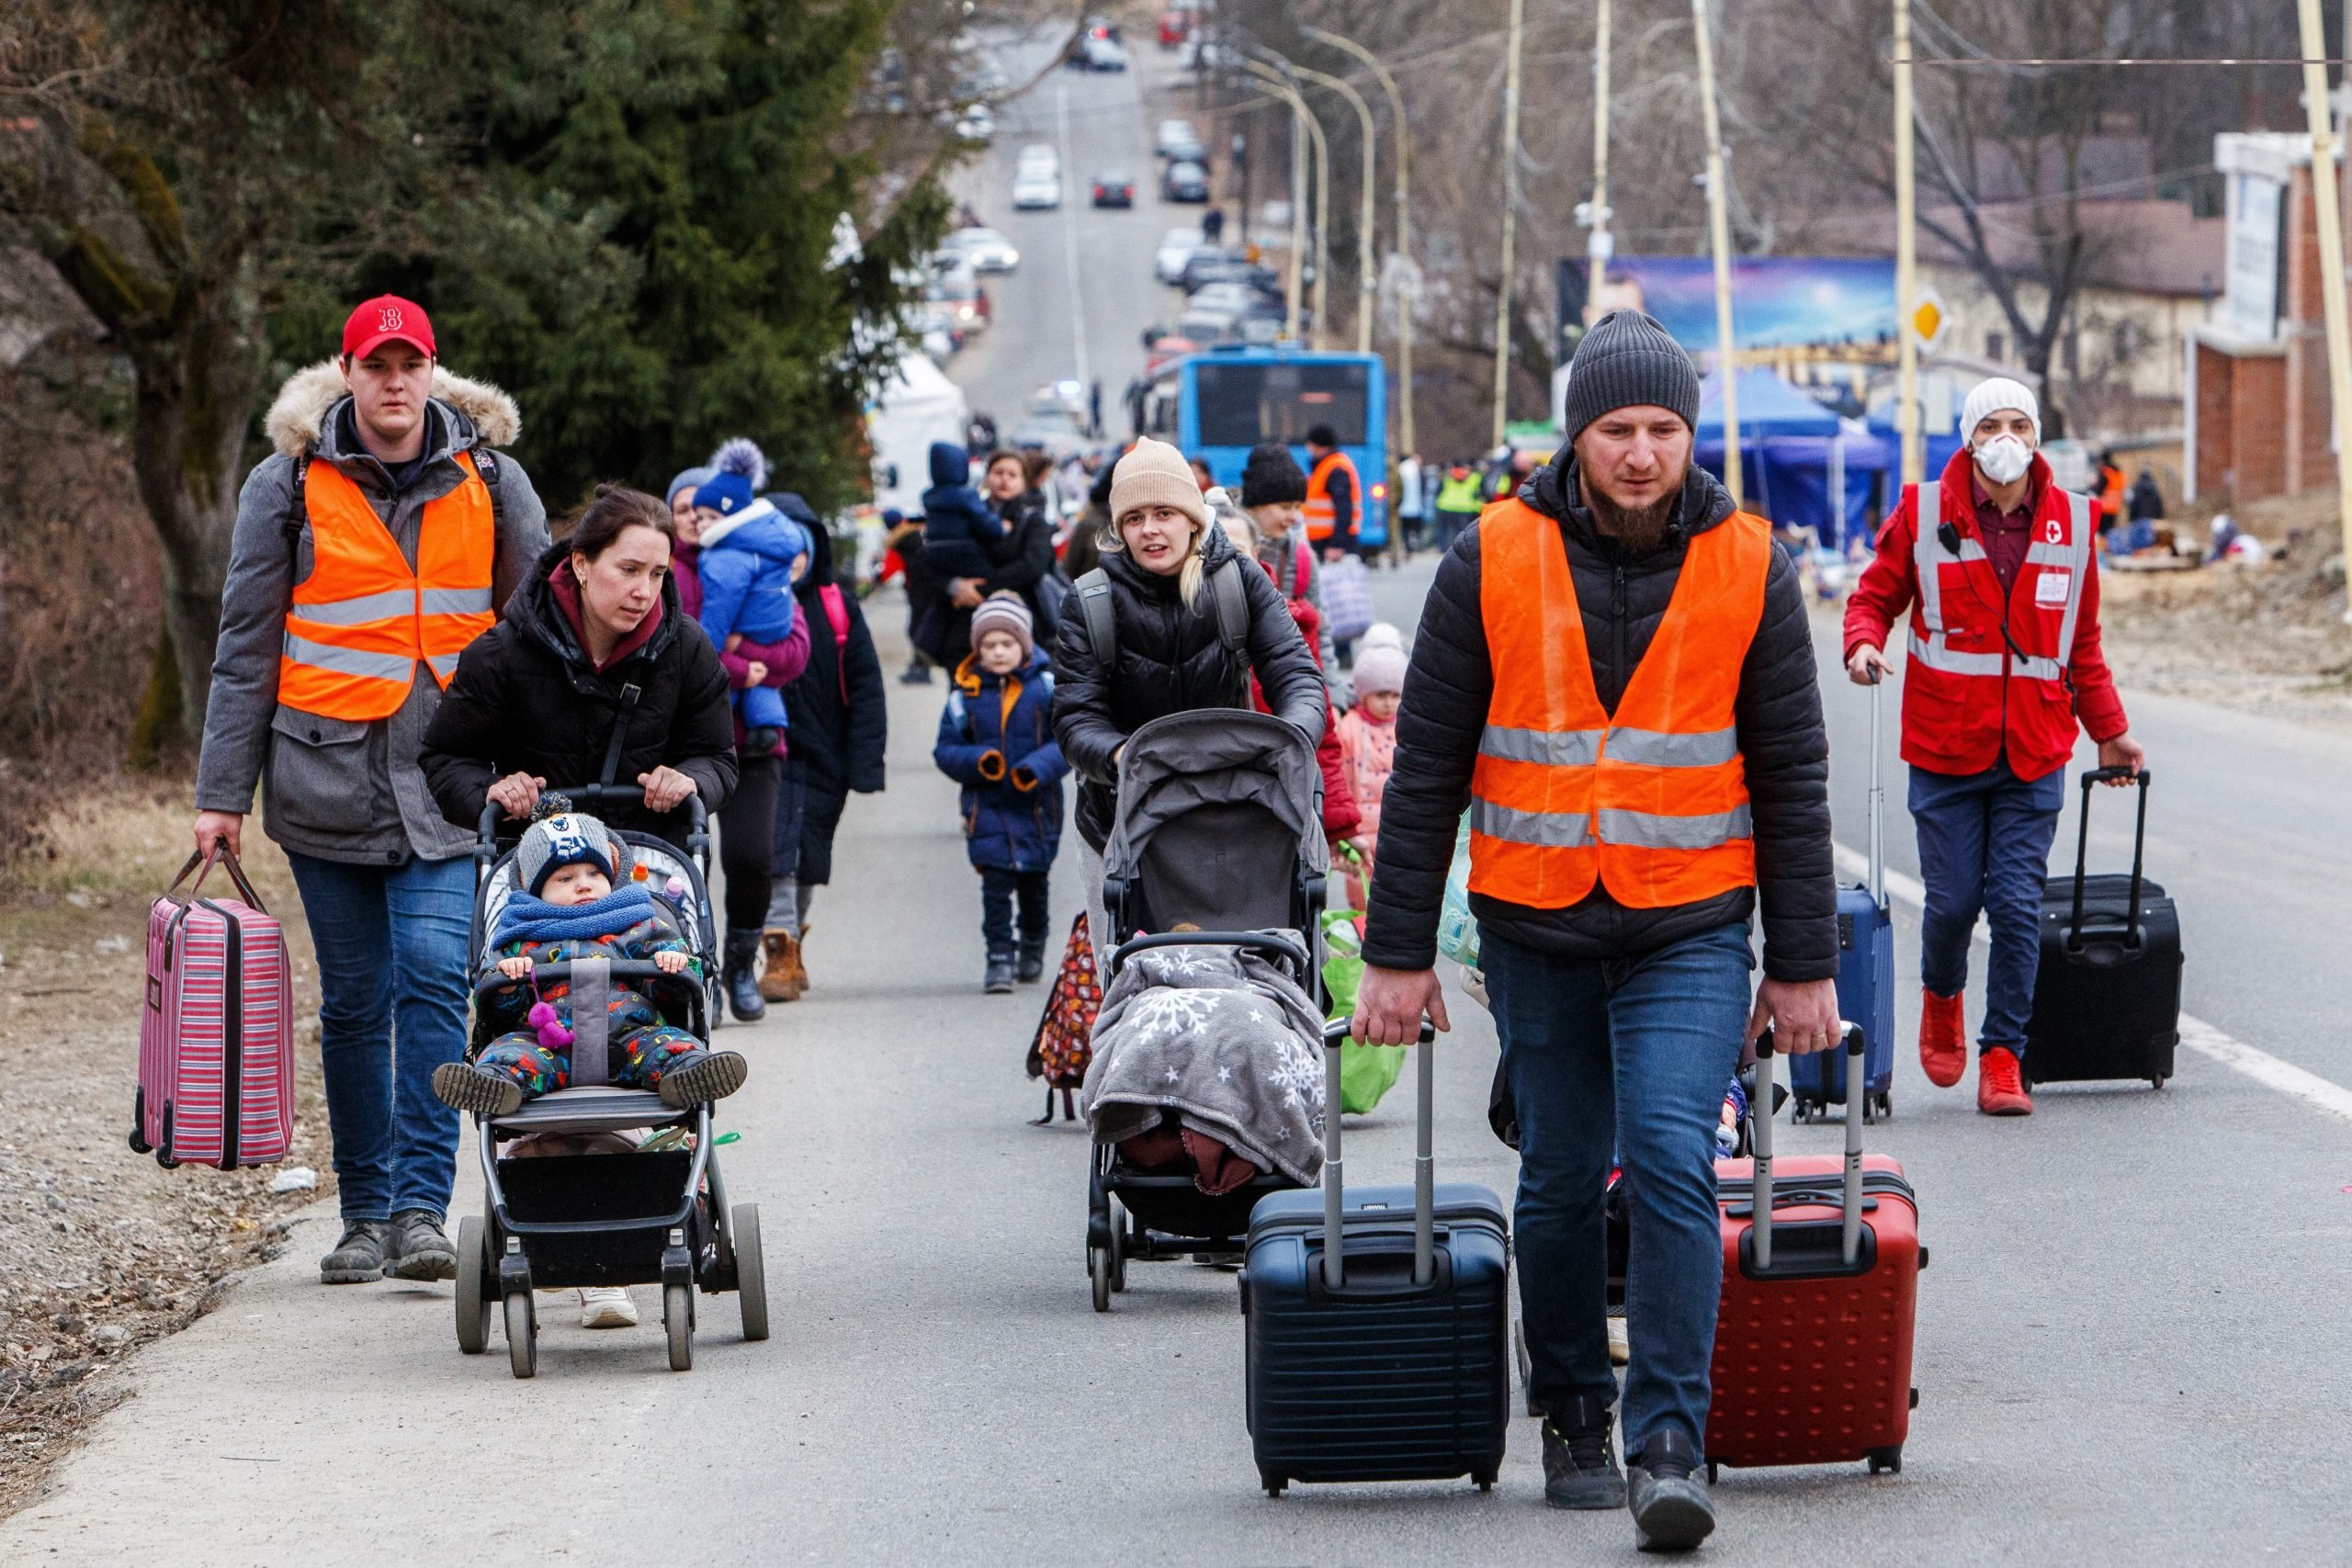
[[131, 848, 295, 1170], [1704, 1027, 1924, 1480]]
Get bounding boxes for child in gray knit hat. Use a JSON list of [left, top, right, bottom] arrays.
[[432, 805, 748, 1119]]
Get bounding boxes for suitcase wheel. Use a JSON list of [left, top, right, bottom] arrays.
[[1473, 1468, 1497, 1493], [1261, 1472, 1286, 1499], [1867, 1445, 1903, 1475], [2149, 1075, 2166, 1089], [128, 1087, 152, 1156]]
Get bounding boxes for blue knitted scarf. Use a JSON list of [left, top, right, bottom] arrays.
[[490, 882, 661, 952]]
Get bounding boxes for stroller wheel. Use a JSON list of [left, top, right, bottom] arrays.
[[664, 1283, 694, 1371], [732, 1204, 769, 1342], [1089, 1245, 1112, 1313], [1106, 1194, 1128, 1293], [503, 1292, 537, 1380], [455, 1216, 492, 1355]]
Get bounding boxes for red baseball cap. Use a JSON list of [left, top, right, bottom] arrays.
[[342, 295, 435, 361]]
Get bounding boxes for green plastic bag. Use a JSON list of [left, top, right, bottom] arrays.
[[1322, 886, 1403, 1114]]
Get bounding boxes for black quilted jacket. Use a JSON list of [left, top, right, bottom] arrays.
[[1361, 454, 1838, 982]]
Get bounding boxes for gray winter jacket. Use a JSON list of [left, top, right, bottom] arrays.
[[194, 361, 550, 865]]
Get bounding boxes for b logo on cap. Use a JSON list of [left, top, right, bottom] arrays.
[[379, 306, 403, 332]]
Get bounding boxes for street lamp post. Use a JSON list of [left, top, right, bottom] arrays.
[[1291, 63, 1377, 354], [2295, 0, 2352, 618], [1585, 0, 1612, 311], [1492, 0, 1527, 447], [1691, 0, 1741, 505], [1244, 60, 1316, 344], [1894, 0, 1921, 485], [1300, 25, 1415, 455]]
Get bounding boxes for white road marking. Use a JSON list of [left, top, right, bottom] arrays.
[[1833, 843, 2352, 1126]]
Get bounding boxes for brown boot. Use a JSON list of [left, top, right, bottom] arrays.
[[758, 929, 803, 1002], [788, 923, 811, 993]]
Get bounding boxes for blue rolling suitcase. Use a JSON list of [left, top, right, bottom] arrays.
[[1792, 677, 1895, 1123], [1242, 1019, 1510, 1498]]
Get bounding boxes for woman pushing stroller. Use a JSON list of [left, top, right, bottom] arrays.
[[431, 807, 749, 1120]]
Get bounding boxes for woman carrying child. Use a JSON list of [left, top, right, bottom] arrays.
[[934, 594, 1068, 993]]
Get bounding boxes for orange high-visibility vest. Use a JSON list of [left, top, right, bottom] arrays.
[[278, 450, 496, 722], [1301, 449, 1362, 542], [1467, 498, 1770, 909]]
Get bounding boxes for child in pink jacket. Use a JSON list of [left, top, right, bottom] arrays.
[[1335, 626, 1406, 913]]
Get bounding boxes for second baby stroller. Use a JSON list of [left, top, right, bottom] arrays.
[[452, 784, 766, 1378], [1083, 709, 1330, 1311]]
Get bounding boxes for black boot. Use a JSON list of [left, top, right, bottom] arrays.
[[1627, 1428, 1714, 1552], [1016, 933, 1047, 984], [984, 947, 1016, 994], [723, 931, 768, 1022], [1542, 1393, 1626, 1510]]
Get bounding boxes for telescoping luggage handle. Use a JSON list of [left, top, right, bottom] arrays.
[[1865, 669, 1885, 908], [1318, 1015, 1440, 1291], [2069, 766, 2152, 950], [1750, 1023, 1869, 1272]]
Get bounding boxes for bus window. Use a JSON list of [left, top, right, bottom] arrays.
[[1193, 361, 1370, 448]]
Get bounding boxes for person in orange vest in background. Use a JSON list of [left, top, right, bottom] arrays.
[[192, 296, 549, 1287], [1351, 310, 1839, 1549], [1300, 423, 1361, 561], [2095, 450, 2127, 544], [1844, 377, 2144, 1117]]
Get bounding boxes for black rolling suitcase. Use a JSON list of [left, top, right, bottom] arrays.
[[1241, 1019, 1510, 1498], [2023, 767, 2182, 1089]]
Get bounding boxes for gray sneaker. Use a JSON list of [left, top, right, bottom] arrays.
[[385, 1210, 458, 1281], [1627, 1429, 1715, 1552], [1542, 1394, 1626, 1509], [321, 1220, 392, 1284]]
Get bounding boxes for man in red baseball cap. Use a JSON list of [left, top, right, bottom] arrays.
[[193, 293, 548, 1291]]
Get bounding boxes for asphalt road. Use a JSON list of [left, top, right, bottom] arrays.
[[11, 30, 2352, 1568]]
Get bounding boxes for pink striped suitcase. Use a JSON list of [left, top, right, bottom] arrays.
[[131, 848, 294, 1169]]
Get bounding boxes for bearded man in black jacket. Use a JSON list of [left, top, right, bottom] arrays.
[[1351, 311, 1840, 1551]]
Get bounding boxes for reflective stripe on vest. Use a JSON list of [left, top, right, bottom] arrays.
[[1301, 449, 1362, 541], [1906, 479, 2090, 684], [1466, 499, 1770, 910], [279, 449, 497, 722]]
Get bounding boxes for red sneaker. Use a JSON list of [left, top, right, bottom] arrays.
[[1918, 989, 1967, 1089], [1976, 1046, 2034, 1116]]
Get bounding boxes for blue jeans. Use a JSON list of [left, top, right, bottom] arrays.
[[1485, 920, 1754, 1455], [1908, 758, 2065, 1055], [285, 852, 474, 1223]]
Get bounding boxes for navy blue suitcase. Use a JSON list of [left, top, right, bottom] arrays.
[[1792, 677, 1895, 1122], [1242, 1020, 1510, 1497]]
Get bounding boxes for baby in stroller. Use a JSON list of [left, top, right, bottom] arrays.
[[433, 807, 749, 1121]]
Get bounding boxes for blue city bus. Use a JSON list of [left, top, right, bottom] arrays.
[[1138, 345, 1390, 547]]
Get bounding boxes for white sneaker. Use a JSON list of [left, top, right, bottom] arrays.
[[578, 1287, 639, 1329]]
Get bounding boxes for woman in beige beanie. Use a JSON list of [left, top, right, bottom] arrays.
[[1054, 437, 1329, 946]]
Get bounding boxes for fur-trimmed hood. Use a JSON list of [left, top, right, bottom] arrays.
[[264, 358, 521, 458]]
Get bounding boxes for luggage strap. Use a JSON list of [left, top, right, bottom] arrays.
[[1073, 559, 1250, 680], [596, 684, 642, 787], [569, 957, 611, 1088], [165, 843, 268, 914]]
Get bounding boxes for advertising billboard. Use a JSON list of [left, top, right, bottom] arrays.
[[1574, 256, 1897, 370]]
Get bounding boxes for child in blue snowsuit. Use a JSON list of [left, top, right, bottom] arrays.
[[933, 593, 1067, 995], [693, 450, 808, 739], [920, 440, 1006, 581]]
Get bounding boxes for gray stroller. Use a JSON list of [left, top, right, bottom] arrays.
[[455, 784, 766, 1377], [1084, 709, 1330, 1310]]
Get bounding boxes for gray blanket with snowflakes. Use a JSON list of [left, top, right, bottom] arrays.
[[1081, 940, 1328, 1186]]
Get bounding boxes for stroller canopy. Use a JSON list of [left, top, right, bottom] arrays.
[[1103, 710, 1327, 934]]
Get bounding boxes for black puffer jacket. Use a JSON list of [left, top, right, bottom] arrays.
[[1362, 453, 1838, 981], [420, 542, 739, 852], [784, 516, 888, 797], [1053, 521, 1328, 851]]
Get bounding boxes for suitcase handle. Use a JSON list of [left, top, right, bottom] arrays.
[[165, 844, 267, 914], [1866, 667, 1885, 908], [2069, 768, 2151, 950], [1320, 1015, 1438, 1292], [1751, 1023, 1867, 1272]]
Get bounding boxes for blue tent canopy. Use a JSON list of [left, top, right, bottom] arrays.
[[1697, 367, 1843, 438], [1688, 370, 1897, 548]]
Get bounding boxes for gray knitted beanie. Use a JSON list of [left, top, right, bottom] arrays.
[[1561, 310, 1702, 441], [516, 807, 628, 897]]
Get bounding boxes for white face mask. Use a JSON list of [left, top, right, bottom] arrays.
[[1974, 434, 2032, 486]]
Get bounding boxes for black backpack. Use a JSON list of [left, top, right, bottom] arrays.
[[1071, 558, 1250, 676]]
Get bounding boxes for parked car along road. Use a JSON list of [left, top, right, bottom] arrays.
[[1155, 226, 1206, 284], [1012, 149, 1061, 209], [1155, 118, 1202, 159], [939, 226, 1020, 274], [1090, 172, 1136, 209], [1160, 160, 1210, 203], [1011, 391, 1088, 459]]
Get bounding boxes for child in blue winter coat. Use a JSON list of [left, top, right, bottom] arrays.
[[920, 440, 1005, 581], [693, 439, 808, 741], [933, 593, 1067, 994]]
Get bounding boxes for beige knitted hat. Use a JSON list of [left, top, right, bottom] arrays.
[[1108, 437, 1208, 527]]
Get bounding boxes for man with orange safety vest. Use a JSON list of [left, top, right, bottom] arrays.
[[1300, 423, 1361, 560], [1352, 310, 1839, 1549], [194, 297, 548, 1288], [1845, 377, 2144, 1118]]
